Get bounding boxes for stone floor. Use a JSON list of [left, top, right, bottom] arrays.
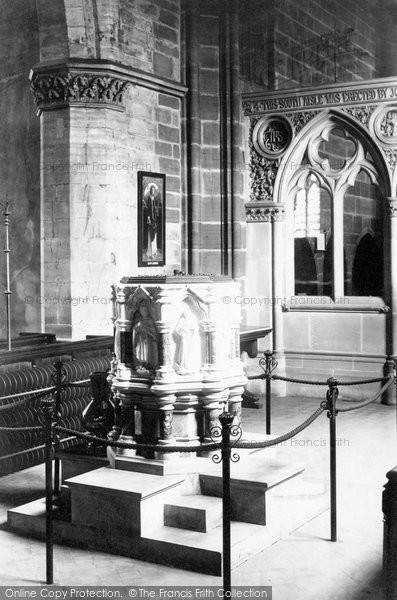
[[0, 394, 396, 600]]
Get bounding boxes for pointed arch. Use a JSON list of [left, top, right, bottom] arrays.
[[278, 109, 389, 300], [275, 109, 391, 202]]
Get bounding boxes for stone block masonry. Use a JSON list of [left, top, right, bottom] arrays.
[[39, 80, 183, 339], [66, 0, 181, 82]]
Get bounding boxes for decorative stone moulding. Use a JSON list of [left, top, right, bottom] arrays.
[[30, 71, 130, 112], [109, 275, 247, 458], [243, 77, 397, 202], [242, 77, 397, 117], [30, 59, 188, 114], [245, 202, 285, 223]]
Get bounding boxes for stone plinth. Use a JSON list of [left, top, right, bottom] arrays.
[[109, 275, 247, 462]]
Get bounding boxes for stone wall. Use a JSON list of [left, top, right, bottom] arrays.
[[0, 1, 41, 338], [184, 0, 246, 278], [33, 0, 184, 338], [1, 0, 393, 341], [240, 0, 378, 92], [68, 0, 180, 78]]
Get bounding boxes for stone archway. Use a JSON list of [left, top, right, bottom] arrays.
[[242, 78, 397, 400]]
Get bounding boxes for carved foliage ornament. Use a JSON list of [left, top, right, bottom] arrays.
[[342, 105, 376, 128], [31, 72, 131, 110], [246, 205, 285, 222], [285, 111, 319, 133], [249, 117, 276, 202], [249, 149, 278, 202], [383, 148, 397, 170]]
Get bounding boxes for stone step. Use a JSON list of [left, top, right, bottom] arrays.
[[164, 494, 223, 532], [7, 452, 328, 576], [65, 467, 186, 536], [199, 458, 306, 525], [58, 446, 109, 483]]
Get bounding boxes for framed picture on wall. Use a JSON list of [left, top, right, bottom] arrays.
[[137, 171, 166, 267]]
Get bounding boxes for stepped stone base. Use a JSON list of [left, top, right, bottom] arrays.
[[164, 494, 223, 532], [8, 497, 280, 576], [7, 446, 329, 575]]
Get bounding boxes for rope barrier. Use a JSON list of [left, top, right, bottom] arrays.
[[235, 405, 326, 449], [272, 374, 327, 385], [55, 425, 220, 453], [0, 385, 56, 405], [0, 390, 55, 412], [55, 403, 326, 453], [0, 425, 43, 432], [63, 380, 91, 389], [336, 377, 393, 412], [272, 374, 390, 386], [334, 376, 389, 387], [246, 373, 266, 380]]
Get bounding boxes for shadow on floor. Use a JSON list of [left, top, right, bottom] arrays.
[[349, 567, 385, 600]]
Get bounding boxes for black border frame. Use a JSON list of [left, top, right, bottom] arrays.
[[137, 171, 166, 267]]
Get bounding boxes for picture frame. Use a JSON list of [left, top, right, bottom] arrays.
[[137, 171, 166, 267]]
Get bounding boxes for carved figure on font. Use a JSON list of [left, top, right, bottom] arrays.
[[132, 300, 159, 371]]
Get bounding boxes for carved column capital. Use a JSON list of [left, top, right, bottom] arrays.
[[245, 202, 285, 223], [30, 69, 130, 113]]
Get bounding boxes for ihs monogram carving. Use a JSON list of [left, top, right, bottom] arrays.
[[380, 110, 397, 137], [262, 120, 291, 154], [342, 106, 376, 127], [31, 73, 130, 110], [285, 111, 319, 133]]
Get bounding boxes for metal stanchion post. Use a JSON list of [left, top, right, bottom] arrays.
[[264, 351, 272, 435], [326, 377, 338, 542], [52, 361, 64, 495], [219, 412, 234, 593], [41, 397, 55, 585], [394, 359, 397, 432], [260, 351, 277, 435]]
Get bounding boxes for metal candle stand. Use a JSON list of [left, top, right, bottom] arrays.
[[2, 201, 11, 350]]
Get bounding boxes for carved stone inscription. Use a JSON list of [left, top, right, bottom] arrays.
[[243, 83, 397, 116]]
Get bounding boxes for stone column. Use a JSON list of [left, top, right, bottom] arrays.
[[244, 204, 273, 331], [200, 390, 228, 457], [114, 289, 133, 379], [271, 205, 286, 395], [173, 394, 202, 448], [115, 391, 136, 458], [228, 384, 245, 428], [155, 287, 176, 381], [30, 65, 131, 339], [384, 198, 397, 405], [154, 393, 177, 461], [201, 286, 219, 376], [271, 205, 285, 353]]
